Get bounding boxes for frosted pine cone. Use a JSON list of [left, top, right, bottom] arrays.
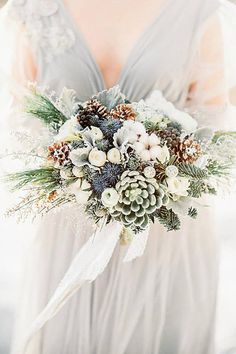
[[86, 99, 109, 118], [48, 142, 71, 167], [111, 171, 168, 231], [111, 104, 136, 121], [174, 138, 202, 163]]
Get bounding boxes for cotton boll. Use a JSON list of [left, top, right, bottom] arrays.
[[139, 150, 151, 161], [148, 133, 160, 147]]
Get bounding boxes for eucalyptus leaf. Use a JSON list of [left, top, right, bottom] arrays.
[[194, 127, 214, 142], [95, 86, 125, 110]]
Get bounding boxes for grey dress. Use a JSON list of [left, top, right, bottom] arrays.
[[6, 0, 230, 353]]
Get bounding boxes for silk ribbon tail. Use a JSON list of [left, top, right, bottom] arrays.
[[123, 227, 149, 263], [19, 221, 122, 354]]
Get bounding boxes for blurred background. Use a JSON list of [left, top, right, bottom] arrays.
[[0, 1, 236, 354]]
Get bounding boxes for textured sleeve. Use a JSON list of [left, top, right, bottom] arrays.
[[185, 6, 236, 130]]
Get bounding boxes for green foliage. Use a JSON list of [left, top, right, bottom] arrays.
[[188, 207, 198, 219], [95, 86, 125, 110], [126, 154, 141, 171], [178, 163, 208, 179], [143, 120, 159, 133], [154, 206, 181, 231], [206, 160, 230, 177], [25, 92, 67, 131], [188, 180, 217, 198], [4, 167, 61, 192]]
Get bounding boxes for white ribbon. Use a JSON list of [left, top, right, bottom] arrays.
[[19, 221, 123, 354], [18, 221, 151, 353], [123, 227, 150, 263]]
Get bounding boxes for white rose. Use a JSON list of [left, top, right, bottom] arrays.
[[101, 188, 119, 207], [90, 126, 103, 140], [166, 176, 190, 197], [107, 148, 121, 164], [88, 148, 106, 167]]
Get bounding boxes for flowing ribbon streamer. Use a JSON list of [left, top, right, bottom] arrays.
[[123, 227, 149, 262], [19, 222, 151, 353], [19, 222, 123, 353]]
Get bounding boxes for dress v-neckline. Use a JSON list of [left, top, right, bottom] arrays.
[[59, 0, 171, 90]]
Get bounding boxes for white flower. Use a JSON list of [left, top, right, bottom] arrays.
[[60, 168, 73, 180], [155, 145, 170, 164], [107, 148, 121, 164], [123, 120, 146, 143], [68, 179, 92, 205], [72, 166, 84, 178], [101, 188, 119, 207], [165, 165, 179, 178], [70, 147, 91, 167], [55, 116, 81, 141], [134, 133, 167, 162], [90, 126, 103, 141], [88, 148, 106, 167], [145, 90, 198, 132], [166, 176, 190, 197], [143, 166, 156, 178]]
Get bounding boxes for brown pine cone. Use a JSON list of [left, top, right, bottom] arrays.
[[48, 142, 71, 167], [158, 127, 181, 152], [110, 104, 136, 120], [85, 99, 109, 118], [174, 138, 202, 163]]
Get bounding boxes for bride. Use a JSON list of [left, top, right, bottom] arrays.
[[1, 0, 236, 353]]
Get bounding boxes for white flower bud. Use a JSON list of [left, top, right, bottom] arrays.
[[88, 148, 106, 167], [143, 166, 156, 178], [101, 188, 119, 207], [166, 176, 190, 197], [165, 165, 179, 178], [107, 148, 121, 164]]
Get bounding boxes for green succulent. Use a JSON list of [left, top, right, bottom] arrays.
[[111, 170, 168, 231]]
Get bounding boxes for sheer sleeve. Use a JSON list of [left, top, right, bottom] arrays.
[[186, 10, 236, 130]]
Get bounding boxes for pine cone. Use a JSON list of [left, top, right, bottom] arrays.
[[110, 104, 136, 120], [77, 99, 109, 128], [174, 138, 202, 163], [86, 99, 109, 118], [158, 127, 181, 152], [48, 142, 71, 167]]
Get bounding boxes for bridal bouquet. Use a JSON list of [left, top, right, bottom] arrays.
[[4, 85, 236, 236], [4, 85, 236, 348]]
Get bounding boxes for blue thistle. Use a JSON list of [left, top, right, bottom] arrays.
[[91, 174, 109, 196], [102, 163, 123, 185], [98, 119, 122, 140], [91, 163, 123, 196]]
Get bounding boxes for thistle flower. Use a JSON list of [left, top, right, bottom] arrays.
[[98, 119, 122, 140]]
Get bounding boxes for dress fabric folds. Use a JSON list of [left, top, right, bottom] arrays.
[[1, 0, 236, 353]]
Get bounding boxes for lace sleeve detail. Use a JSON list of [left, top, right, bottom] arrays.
[[7, 0, 76, 63]]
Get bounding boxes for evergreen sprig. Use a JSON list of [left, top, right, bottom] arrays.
[[25, 92, 67, 131], [188, 207, 198, 219], [154, 206, 181, 231], [4, 167, 61, 192], [178, 163, 208, 179]]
